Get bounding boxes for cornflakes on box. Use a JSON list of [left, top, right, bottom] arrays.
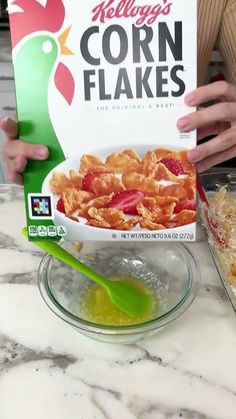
[[8, 0, 197, 241]]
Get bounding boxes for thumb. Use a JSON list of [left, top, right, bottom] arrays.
[[29, 143, 49, 160], [4, 139, 49, 160]]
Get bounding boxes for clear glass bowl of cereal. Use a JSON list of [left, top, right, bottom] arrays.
[[38, 241, 200, 344], [199, 169, 236, 312]]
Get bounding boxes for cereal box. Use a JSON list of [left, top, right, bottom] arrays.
[[8, 0, 197, 241]]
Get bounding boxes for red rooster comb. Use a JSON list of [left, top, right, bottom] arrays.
[[10, 0, 65, 48], [10, 0, 75, 105]]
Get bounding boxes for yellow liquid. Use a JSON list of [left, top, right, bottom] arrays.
[[81, 277, 157, 326]]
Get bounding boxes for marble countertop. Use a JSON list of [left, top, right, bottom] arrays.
[[1, 184, 236, 419]]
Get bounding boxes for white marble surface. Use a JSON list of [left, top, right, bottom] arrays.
[[0, 184, 236, 419]]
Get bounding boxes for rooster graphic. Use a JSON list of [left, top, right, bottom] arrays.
[[9, 0, 75, 193]]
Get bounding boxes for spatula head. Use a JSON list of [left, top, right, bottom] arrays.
[[107, 279, 154, 317]]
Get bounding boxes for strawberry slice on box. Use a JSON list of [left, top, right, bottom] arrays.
[[82, 171, 111, 193], [174, 199, 196, 214], [161, 157, 184, 176], [109, 190, 144, 215], [57, 197, 66, 213]]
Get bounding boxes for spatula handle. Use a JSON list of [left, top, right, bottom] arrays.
[[22, 228, 108, 287]]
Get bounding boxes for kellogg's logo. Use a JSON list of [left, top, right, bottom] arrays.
[[92, 0, 173, 26]]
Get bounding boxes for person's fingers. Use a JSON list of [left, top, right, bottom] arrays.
[[8, 171, 23, 185], [3, 155, 25, 175], [184, 81, 236, 106], [13, 155, 27, 173], [3, 139, 49, 160], [177, 102, 236, 132], [187, 127, 236, 163], [4, 157, 15, 174], [197, 122, 222, 141], [0, 117, 18, 139], [197, 144, 236, 173], [4, 155, 26, 184], [197, 121, 231, 141]]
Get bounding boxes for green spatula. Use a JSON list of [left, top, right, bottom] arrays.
[[22, 228, 153, 317]]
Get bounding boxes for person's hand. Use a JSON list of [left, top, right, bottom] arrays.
[[0, 117, 49, 184], [177, 81, 236, 172]]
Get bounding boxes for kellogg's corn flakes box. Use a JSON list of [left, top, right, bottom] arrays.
[[8, 0, 197, 241]]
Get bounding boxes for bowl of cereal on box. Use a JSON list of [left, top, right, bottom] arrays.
[[38, 240, 200, 344], [42, 145, 196, 241]]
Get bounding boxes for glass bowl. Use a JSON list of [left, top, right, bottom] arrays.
[[199, 169, 236, 312], [38, 241, 200, 344]]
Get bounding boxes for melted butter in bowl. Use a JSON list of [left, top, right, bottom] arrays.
[[78, 277, 157, 326]]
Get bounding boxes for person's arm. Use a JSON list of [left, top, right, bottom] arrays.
[[0, 117, 49, 184], [177, 81, 236, 172], [217, 0, 236, 85]]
